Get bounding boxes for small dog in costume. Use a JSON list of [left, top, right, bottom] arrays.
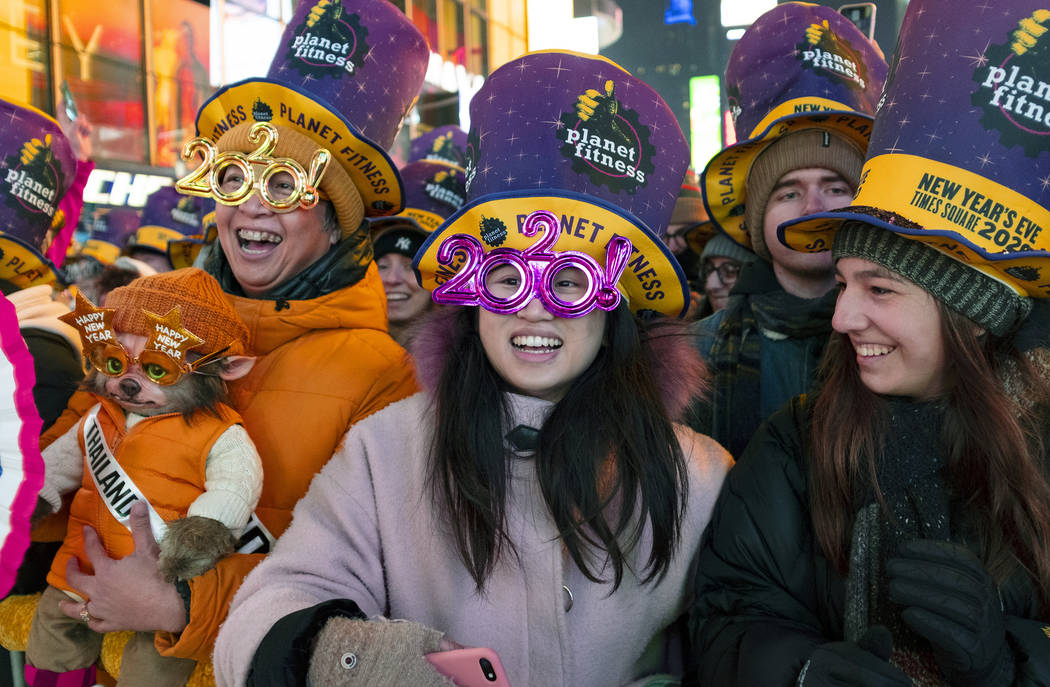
[[25, 267, 262, 687]]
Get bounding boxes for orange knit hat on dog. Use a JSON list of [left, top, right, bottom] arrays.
[[105, 268, 249, 357]]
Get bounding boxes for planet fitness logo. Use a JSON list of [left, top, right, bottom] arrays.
[[171, 196, 201, 228], [424, 168, 465, 212], [3, 135, 62, 223], [726, 83, 743, 127], [479, 216, 508, 247], [557, 80, 655, 194], [797, 20, 868, 91], [286, 0, 369, 79], [972, 10, 1050, 158], [252, 99, 274, 122]]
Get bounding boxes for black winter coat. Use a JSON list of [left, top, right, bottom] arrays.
[[688, 397, 1050, 686]]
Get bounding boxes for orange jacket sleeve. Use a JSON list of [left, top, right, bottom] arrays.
[[154, 552, 264, 662]]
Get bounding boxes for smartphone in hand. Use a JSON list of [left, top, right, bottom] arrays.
[[425, 647, 511, 687]]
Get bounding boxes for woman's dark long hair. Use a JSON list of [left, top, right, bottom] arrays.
[[809, 300, 1050, 613], [427, 304, 689, 592]]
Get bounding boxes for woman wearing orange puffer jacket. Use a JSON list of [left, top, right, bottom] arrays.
[[35, 0, 429, 675]]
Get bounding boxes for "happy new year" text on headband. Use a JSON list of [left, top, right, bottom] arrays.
[[59, 292, 231, 386]]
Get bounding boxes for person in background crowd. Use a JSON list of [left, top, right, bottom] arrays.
[[0, 98, 83, 434], [373, 224, 431, 345], [371, 158, 466, 347], [213, 49, 731, 687], [96, 256, 158, 301], [64, 208, 141, 304], [0, 99, 86, 623], [687, 2, 887, 458], [34, 0, 428, 681], [690, 1, 1050, 683], [124, 185, 214, 273], [692, 232, 755, 317], [167, 210, 218, 271], [665, 168, 707, 318]]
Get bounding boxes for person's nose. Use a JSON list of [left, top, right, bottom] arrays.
[[705, 269, 724, 293], [516, 296, 554, 321], [384, 262, 408, 285], [803, 186, 828, 215], [236, 191, 273, 218], [831, 284, 865, 334]]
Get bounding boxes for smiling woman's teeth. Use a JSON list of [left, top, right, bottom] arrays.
[[512, 335, 563, 351], [237, 229, 282, 252], [857, 344, 893, 357]]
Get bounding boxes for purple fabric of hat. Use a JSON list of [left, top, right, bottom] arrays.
[[79, 208, 140, 266], [0, 98, 76, 288], [369, 160, 465, 233], [92, 209, 141, 247], [727, 2, 886, 141], [781, 0, 1050, 299], [409, 125, 469, 168], [195, 0, 429, 216], [140, 186, 214, 234], [267, 0, 428, 152], [415, 50, 692, 317], [462, 51, 689, 238], [700, 1, 887, 252], [402, 160, 466, 229]]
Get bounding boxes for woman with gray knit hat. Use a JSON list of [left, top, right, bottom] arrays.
[[687, 229, 756, 317], [690, 1, 1050, 684]]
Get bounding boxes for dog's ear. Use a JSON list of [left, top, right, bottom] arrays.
[[215, 356, 256, 381]]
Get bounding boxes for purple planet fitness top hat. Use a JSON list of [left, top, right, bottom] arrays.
[[80, 209, 141, 265], [139, 186, 214, 236], [130, 185, 216, 255], [0, 97, 77, 289], [371, 160, 467, 234], [414, 50, 692, 318], [190, 0, 429, 221], [700, 1, 887, 252], [781, 0, 1050, 312]]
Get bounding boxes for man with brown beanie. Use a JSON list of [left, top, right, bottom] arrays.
[[686, 2, 887, 458]]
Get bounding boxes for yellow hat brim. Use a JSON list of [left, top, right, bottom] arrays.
[[702, 97, 874, 250], [780, 153, 1050, 298]]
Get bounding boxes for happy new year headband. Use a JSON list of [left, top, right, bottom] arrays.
[[175, 121, 330, 213], [59, 291, 229, 386], [430, 210, 632, 318]]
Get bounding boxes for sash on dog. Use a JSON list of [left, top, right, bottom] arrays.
[[83, 404, 169, 543], [234, 511, 274, 554], [81, 404, 275, 553]]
